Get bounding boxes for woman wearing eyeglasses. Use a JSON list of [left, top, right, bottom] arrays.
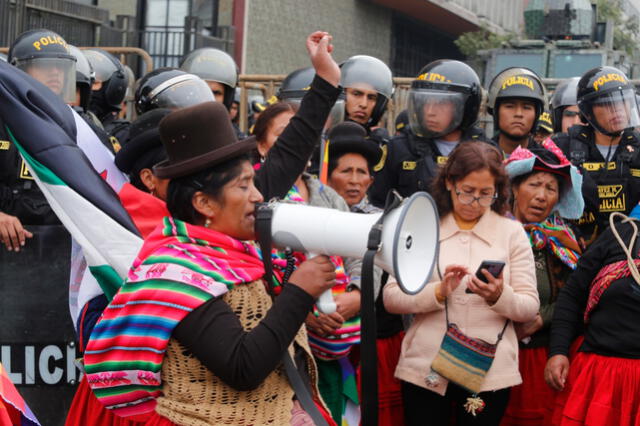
[[383, 141, 539, 426]]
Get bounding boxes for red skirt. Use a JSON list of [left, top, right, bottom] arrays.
[[143, 412, 174, 426], [65, 377, 147, 426], [142, 402, 337, 426], [550, 352, 640, 426], [357, 331, 405, 426], [501, 346, 555, 426]]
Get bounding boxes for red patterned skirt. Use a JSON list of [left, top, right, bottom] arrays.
[[65, 377, 147, 426], [549, 352, 640, 426], [501, 346, 555, 426]]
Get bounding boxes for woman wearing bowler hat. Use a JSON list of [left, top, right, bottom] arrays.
[[81, 32, 343, 426]]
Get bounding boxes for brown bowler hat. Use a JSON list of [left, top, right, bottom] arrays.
[[154, 101, 256, 179]]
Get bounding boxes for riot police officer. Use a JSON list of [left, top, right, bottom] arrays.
[[552, 66, 640, 243], [1, 29, 76, 250], [550, 77, 585, 134], [68, 46, 120, 154], [368, 59, 484, 207], [487, 67, 546, 156], [339, 55, 393, 174], [180, 47, 238, 110], [8, 28, 76, 102], [134, 67, 215, 115], [340, 55, 393, 134], [83, 49, 130, 144], [68, 45, 94, 112]]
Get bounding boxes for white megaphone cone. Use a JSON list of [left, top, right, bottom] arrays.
[[270, 192, 439, 313]]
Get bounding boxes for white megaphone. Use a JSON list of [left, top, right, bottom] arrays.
[[269, 192, 440, 313]]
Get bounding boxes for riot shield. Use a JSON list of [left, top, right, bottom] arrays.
[[0, 225, 78, 425]]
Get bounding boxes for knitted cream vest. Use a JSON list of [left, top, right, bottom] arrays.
[[155, 281, 322, 425]]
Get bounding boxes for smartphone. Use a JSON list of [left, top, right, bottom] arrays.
[[465, 260, 506, 293]]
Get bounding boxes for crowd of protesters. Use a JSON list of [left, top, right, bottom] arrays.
[[1, 26, 640, 426]]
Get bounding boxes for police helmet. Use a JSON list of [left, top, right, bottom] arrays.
[[68, 45, 94, 110], [0, 53, 7, 62], [535, 111, 554, 134], [277, 67, 316, 101], [180, 47, 238, 109], [8, 29, 76, 103], [550, 77, 580, 132], [278, 66, 344, 129], [83, 49, 128, 108], [487, 67, 546, 132], [577, 66, 640, 136], [408, 60, 481, 139], [135, 67, 215, 115], [340, 55, 393, 127]]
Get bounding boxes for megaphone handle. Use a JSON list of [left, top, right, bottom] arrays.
[[308, 251, 337, 314]]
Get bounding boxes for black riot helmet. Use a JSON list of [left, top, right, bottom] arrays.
[[550, 77, 580, 132], [278, 66, 345, 129], [8, 29, 76, 103], [180, 47, 238, 109], [408, 60, 481, 139], [577, 66, 640, 136], [83, 49, 128, 115], [340, 55, 394, 127], [134, 67, 215, 115], [487, 67, 546, 132], [277, 67, 316, 101], [68, 45, 95, 110]]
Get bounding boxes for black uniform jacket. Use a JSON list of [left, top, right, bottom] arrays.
[[552, 125, 640, 241], [369, 126, 487, 207]]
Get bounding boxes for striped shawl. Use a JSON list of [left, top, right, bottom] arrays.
[[83, 217, 265, 418]]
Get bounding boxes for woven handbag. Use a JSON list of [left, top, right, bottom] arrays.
[[430, 300, 509, 415]]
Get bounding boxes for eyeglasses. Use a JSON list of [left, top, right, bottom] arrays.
[[455, 188, 497, 207]]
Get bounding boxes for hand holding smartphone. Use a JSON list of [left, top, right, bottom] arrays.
[[466, 260, 505, 293]]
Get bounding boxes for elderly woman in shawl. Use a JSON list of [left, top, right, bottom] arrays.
[[501, 138, 583, 426]]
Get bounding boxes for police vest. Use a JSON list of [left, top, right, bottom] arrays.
[[0, 126, 59, 225], [560, 126, 640, 240]]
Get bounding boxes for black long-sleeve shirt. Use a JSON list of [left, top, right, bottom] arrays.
[[173, 283, 314, 391], [549, 219, 640, 358], [256, 75, 340, 200]]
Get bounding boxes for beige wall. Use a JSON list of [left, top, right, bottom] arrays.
[[243, 0, 392, 74], [97, 0, 136, 19]]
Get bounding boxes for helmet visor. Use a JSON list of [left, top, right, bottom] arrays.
[[408, 90, 466, 138], [16, 57, 76, 103], [582, 88, 640, 135], [83, 50, 118, 83], [149, 76, 215, 111]]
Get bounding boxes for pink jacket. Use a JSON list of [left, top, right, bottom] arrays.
[[384, 210, 539, 395]]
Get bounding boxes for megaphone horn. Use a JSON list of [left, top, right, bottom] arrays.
[[269, 192, 440, 312]]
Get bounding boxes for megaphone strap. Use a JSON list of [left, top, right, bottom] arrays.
[[361, 190, 404, 426]]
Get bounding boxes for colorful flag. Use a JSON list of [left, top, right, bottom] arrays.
[[0, 61, 142, 303]]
